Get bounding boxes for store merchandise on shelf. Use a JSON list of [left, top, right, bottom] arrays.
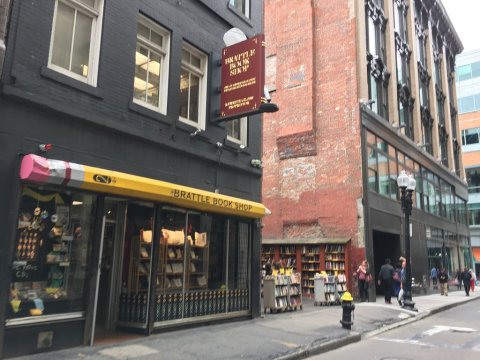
[[263, 273, 303, 313], [301, 245, 320, 296], [313, 272, 344, 306]]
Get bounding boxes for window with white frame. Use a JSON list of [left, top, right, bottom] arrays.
[[179, 44, 207, 129], [229, 0, 250, 18], [133, 16, 170, 113], [462, 128, 480, 146], [48, 0, 103, 85], [227, 117, 247, 146]]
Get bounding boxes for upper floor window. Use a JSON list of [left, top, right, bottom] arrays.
[[365, 0, 389, 118], [466, 167, 480, 194], [456, 61, 480, 82], [227, 117, 248, 146], [229, 0, 250, 18], [458, 94, 480, 114], [393, 0, 414, 140], [179, 43, 208, 129], [133, 16, 170, 114], [48, 0, 103, 86], [462, 127, 480, 146]]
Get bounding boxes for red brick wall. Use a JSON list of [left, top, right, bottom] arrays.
[[262, 0, 364, 264]]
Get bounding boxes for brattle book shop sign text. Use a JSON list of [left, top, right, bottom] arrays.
[[220, 34, 265, 120]]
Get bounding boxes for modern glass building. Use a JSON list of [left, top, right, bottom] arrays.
[[457, 48, 480, 276]]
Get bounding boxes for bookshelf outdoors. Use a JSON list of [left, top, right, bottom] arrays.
[[262, 238, 350, 300], [301, 245, 320, 297], [325, 244, 346, 274], [280, 245, 297, 270]]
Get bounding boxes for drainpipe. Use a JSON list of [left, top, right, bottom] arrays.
[[0, 0, 12, 77]]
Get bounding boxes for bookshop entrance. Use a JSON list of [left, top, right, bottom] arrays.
[[91, 199, 153, 345]]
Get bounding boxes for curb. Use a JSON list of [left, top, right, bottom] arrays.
[[363, 294, 480, 340], [272, 333, 361, 360], [272, 295, 479, 360]]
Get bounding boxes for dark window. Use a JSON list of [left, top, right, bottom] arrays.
[[415, 1, 432, 155], [365, 0, 389, 119], [466, 167, 480, 194], [394, 0, 414, 139]]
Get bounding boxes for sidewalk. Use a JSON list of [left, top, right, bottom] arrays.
[[12, 289, 480, 360]]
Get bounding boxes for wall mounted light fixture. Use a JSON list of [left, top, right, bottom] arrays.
[[190, 128, 202, 137], [250, 159, 263, 168], [237, 144, 246, 154]]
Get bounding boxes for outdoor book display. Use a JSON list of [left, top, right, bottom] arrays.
[[314, 272, 346, 306], [263, 273, 303, 313], [301, 245, 321, 296], [261, 239, 351, 298]]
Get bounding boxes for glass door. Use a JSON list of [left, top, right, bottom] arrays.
[[91, 199, 127, 345], [117, 202, 155, 327]]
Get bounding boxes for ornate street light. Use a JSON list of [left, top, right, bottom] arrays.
[[397, 170, 417, 311]]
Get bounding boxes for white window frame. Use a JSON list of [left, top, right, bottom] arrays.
[[48, 0, 104, 86], [230, 0, 250, 18], [179, 43, 208, 130], [133, 15, 170, 114], [227, 117, 248, 146]]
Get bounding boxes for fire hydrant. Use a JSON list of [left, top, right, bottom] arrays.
[[340, 291, 355, 330]]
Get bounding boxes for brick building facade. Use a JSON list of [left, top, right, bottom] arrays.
[[262, 0, 471, 299]]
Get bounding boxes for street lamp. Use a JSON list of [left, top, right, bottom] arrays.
[[397, 170, 418, 312]]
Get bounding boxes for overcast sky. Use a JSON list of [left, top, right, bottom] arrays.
[[441, 0, 480, 53]]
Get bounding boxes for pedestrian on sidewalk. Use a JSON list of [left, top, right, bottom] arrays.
[[431, 266, 438, 289], [378, 258, 394, 304], [462, 267, 472, 296], [469, 269, 476, 292], [438, 268, 448, 296], [392, 261, 402, 305], [455, 269, 462, 290], [356, 260, 369, 302]]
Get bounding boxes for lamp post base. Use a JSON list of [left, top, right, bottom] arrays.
[[402, 298, 418, 312]]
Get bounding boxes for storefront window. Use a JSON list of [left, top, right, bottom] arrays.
[[147, 208, 251, 324], [7, 186, 96, 320]]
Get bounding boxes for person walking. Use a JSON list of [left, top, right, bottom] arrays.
[[356, 260, 369, 302], [455, 269, 462, 290], [392, 261, 402, 306], [378, 258, 394, 304], [438, 267, 449, 296], [431, 266, 438, 289], [470, 269, 476, 292], [462, 267, 472, 296]]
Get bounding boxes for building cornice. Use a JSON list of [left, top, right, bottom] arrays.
[[426, 0, 463, 54]]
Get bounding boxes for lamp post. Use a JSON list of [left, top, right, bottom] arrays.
[[397, 170, 417, 311]]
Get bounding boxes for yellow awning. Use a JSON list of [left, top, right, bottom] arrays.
[[20, 154, 271, 219]]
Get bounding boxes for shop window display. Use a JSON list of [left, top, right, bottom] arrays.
[[117, 205, 252, 325], [7, 186, 96, 320]]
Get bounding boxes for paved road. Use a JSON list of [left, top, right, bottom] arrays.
[[310, 297, 480, 360]]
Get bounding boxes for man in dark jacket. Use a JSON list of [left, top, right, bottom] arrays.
[[462, 267, 472, 296], [378, 258, 394, 304], [438, 268, 449, 296]]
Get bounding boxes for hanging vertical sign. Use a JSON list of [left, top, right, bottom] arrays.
[[219, 34, 265, 121]]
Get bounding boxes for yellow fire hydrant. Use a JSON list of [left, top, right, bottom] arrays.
[[340, 291, 355, 330]]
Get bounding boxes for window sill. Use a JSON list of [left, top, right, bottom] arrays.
[[175, 121, 210, 142], [128, 101, 172, 125], [40, 66, 104, 99]]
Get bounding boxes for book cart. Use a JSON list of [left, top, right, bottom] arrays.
[[313, 272, 348, 306], [263, 273, 303, 313]]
